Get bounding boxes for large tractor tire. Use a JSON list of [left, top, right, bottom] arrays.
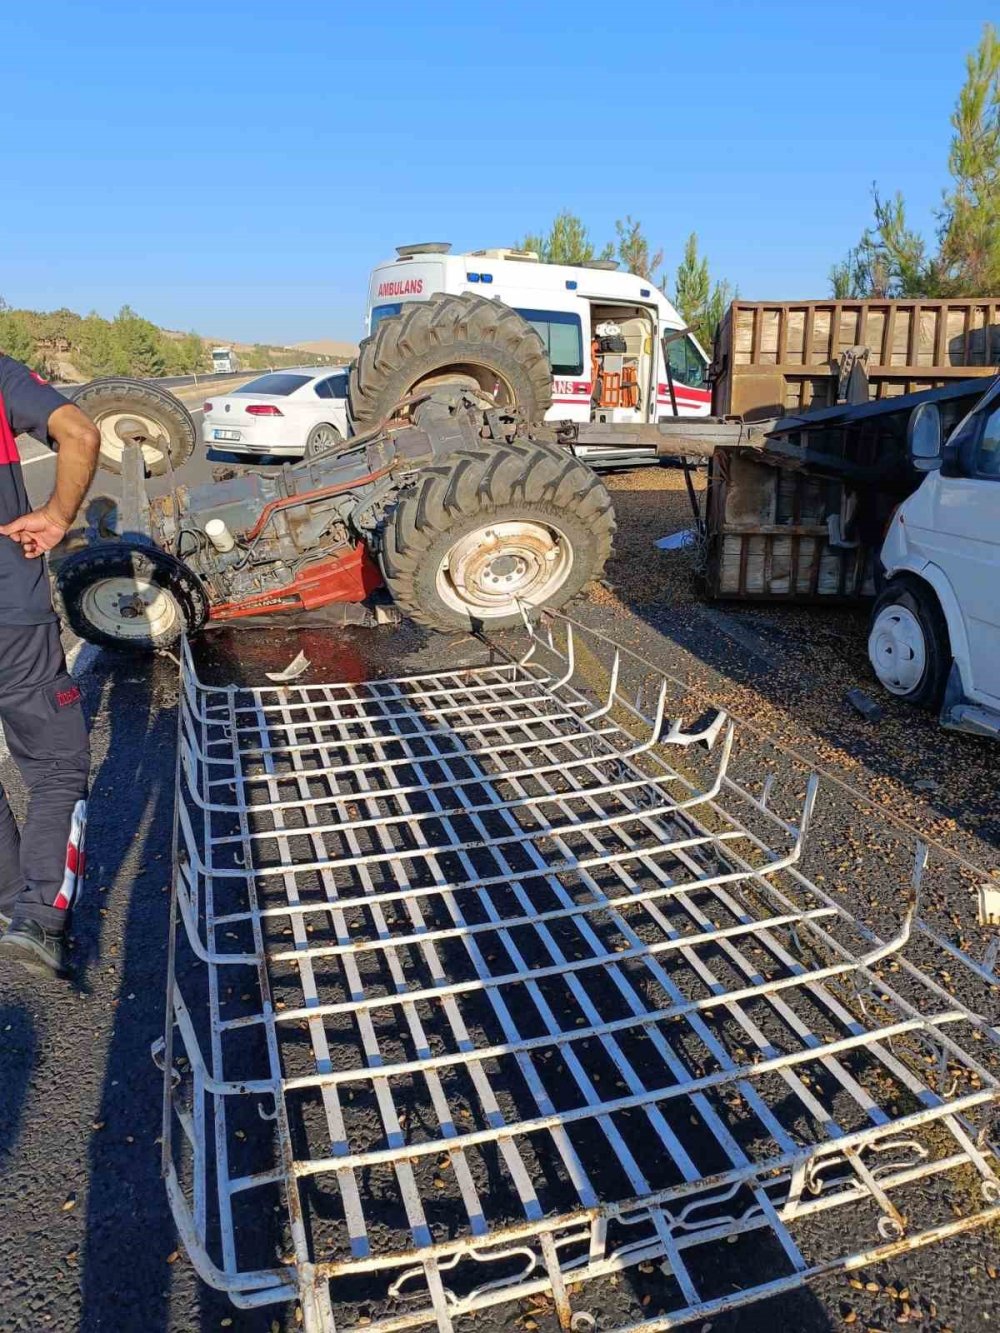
[[348, 293, 553, 429], [69, 378, 198, 477], [54, 542, 209, 650], [378, 436, 614, 632]]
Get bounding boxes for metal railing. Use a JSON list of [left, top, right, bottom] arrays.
[[157, 611, 1000, 1332]]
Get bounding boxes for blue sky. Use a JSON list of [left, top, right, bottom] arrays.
[[0, 2, 988, 344]]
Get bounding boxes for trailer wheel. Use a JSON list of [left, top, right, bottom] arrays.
[[69, 378, 198, 476], [378, 437, 614, 631], [868, 576, 950, 708], [348, 293, 553, 429], [54, 542, 209, 651]]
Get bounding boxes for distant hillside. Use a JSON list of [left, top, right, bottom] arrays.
[[291, 338, 358, 359], [0, 299, 351, 382]]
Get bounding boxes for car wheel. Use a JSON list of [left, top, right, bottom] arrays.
[[867, 576, 950, 708], [304, 421, 343, 458]]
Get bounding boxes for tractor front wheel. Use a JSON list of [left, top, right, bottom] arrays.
[[54, 542, 209, 650]]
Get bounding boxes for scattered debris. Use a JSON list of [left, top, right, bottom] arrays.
[[655, 528, 696, 550], [845, 688, 884, 722], [977, 882, 1000, 927], [265, 650, 310, 683]]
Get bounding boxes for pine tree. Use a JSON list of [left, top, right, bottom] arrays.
[[829, 189, 933, 297], [672, 235, 733, 352], [832, 24, 1000, 297], [673, 234, 710, 329], [938, 23, 1000, 291], [518, 211, 614, 265], [613, 216, 663, 281]]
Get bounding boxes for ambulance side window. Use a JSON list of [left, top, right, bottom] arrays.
[[514, 309, 584, 376]]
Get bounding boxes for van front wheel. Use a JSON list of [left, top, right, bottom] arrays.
[[867, 577, 950, 708]]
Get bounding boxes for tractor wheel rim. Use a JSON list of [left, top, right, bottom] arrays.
[[81, 576, 179, 639], [436, 521, 573, 618], [95, 410, 171, 468], [869, 605, 927, 694]]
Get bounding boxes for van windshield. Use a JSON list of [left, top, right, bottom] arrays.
[[664, 333, 706, 389]]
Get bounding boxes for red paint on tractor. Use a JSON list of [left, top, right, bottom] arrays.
[[208, 543, 384, 622]]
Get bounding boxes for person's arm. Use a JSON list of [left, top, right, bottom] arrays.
[[0, 356, 101, 559], [0, 404, 101, 557]]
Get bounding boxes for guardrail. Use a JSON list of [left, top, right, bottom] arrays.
[[136, 368, 261, 389], [58, 364, 349, 393], [54, 368, 261, 392]]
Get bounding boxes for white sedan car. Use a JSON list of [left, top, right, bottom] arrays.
[[202, 368, 349, 458]]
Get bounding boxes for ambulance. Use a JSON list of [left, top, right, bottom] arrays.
[[364, 244, 710, 461]]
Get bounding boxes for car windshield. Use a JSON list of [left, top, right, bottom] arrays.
[[234, 373, 313, 396]]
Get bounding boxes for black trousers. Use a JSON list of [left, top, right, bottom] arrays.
[[0, 623, 90, 931]]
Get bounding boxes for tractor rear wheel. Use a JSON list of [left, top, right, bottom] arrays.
[[54, 542, 209, 650], [348, 293, 553, 429], [378, 437, 614, 632], [69, 378, 198, 476]]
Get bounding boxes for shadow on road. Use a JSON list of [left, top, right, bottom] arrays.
[[77, 651, 183, 1333], [0, 1004, 36, 1172]]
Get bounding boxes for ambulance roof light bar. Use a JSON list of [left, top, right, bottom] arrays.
[[396, 242, 452, 258]]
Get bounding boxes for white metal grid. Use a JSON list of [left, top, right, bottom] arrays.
[[159, 614, 1000, 1332]]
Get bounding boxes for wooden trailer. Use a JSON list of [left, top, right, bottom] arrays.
[[700, 378, 990, 602], [711, 298, 1000, 421]]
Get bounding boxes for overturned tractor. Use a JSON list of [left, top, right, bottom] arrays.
[[55, 383, 615, 649]]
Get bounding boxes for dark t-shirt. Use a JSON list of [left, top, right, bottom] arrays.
[[0, 355, 71, 625]]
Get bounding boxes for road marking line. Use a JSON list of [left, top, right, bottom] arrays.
[[18, 451, 55, 466]]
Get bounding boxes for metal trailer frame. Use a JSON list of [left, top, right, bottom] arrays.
[[158, 612, 1000, 1332]]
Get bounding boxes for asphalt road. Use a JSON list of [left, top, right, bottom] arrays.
[[1, 422, 998, 1333]]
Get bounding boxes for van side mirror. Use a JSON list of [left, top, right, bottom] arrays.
[[907, 402, 943, 471]]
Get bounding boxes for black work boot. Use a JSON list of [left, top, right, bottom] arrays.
[[0, 919, 69, 980]]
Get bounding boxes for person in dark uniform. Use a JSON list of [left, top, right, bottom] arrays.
[[0, 354, 101, 979]]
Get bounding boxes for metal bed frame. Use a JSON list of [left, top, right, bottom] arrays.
[[158, 611, 1000, 1331]]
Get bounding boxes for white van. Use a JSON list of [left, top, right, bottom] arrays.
[[870, 380, 1000, 737], [364, 244, 710, 457]]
